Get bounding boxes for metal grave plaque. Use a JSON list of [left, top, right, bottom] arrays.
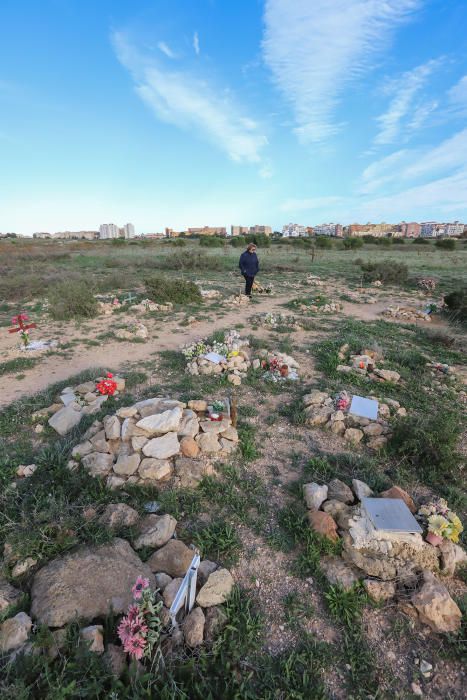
[[362, 498, 422, 533], [349, 395, 379, 420]]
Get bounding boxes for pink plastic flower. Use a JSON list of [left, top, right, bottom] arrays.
[[117, 615, 133, 643], [132, 576, 150, 599], [124, 634, 146, 660]]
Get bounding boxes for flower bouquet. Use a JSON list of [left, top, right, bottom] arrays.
[[96, 372, 118, 396], [418, 498, 463, 546], [117, 576, 163, 661]]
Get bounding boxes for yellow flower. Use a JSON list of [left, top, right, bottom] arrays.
[[428, 514, 449, 536], [447, 512, 463, 533]]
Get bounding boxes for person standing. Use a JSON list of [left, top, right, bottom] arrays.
[[239, 243, 259, 298]]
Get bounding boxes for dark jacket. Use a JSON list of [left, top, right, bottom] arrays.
[[239, 250, 259, 277]]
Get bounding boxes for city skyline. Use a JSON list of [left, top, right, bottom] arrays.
[[1, 0, 467, 234]]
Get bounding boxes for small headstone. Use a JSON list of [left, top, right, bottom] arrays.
[[349, 396, 378, 420], [362, 497, 422, 533]]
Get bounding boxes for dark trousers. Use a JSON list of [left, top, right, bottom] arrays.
[[243, 275, 255, 296]]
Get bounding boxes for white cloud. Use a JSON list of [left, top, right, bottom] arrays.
[[402, 127, 467, 180], [447, 74, 467, 112], [113, 32, 267, 164], [374, 59, 441, 144], [157, 41, 177, 59], [262, 0, 421, 143], [193, 31, 200, 56]]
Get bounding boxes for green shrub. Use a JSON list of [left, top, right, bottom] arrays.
[[199, 236, 224, 247], [170, 238, 186, 247], [359, 260, 408, 285], [155, 251, 222, 271], [444, 287, 467, 323], [144, 275, 202, 304], [343, 237, 363, 250], [388, 409, 462, 485], [230, 236, 246, 248], [436, 238, 456, 251], [315, 237, 333, 249], [413, 238, 430, 245], [110, 238, 126, 246], [48, 279, 98, 320]]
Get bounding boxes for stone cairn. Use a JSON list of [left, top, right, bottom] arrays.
[[302, 389, 407, 449], [42, 377, 127, 437], [69, 398, 239, 490], [0, 512, 234, 662], [303, 479, 465, 633], [383, 305, 432, 322], [335, 343, 401, 383]]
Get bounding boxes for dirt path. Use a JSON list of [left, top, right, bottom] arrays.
[[0, 288, 451, 408]]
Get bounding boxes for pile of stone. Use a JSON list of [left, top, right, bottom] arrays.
[[336, 343, 401, 383], [305, 275, 326, 287], [69, 397, 239, 490], [250, 312, 301, 330], [186, 334, 251, 386], [298, 300, 342, 314], [302, 389, 406, 449], [132, 299, 173, 312], [226, 293, 250, 307], [417, 277, 437, 292], [303, 479, 465, 633], [200, 289, 221, 300], [115, 322, 149, 341], [41, 376, 126, 437], [383, 305, 432, 322], [0, 513, 234, 661], [97, 298, 122, 315], [252, 281, 273, 294]]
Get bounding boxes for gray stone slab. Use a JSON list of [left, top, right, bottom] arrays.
[[362, 497, 422, 533]]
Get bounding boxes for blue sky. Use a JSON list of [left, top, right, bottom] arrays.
[[1, 0, 467, 235]]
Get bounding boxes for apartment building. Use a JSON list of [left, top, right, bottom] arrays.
[[313, 223, 343, 237], [99, 223, 120, 239], [282, 223, 306, 237], [231, 226, 249, 236], [187, 226, 227, 236], [400, 222, 421, 238], [249, 225, 272, 236]]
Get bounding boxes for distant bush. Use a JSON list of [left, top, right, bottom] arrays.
[[230, 236, 246, 248], [156, 251, 222, 271], [359, 260, 408, 285], [376, 237, 392, 247], [199, 237, 224, 248], [48, 279, 98, 320], [412, 238, 430, 245], [315, 237, 333, 249], [444, 287, 467, 323], [145, 275, 202, 304], [111, 238, 126, 246], [171, 239, 187, 247], [362, 235, 377, 243], [436, 238, 456, 251], [342, 238, 363, 250], [245, 233, 271, 248]]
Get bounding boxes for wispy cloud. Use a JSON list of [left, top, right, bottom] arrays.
[[262, 0, 421, 143], [157, 41, 177, 59], [113, 31, 267, 164], [447, 74, 467, 113], [374, 59, 441, 144], [193, 31, 200, 56]]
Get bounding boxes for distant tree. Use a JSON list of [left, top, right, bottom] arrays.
[[315, 236, 333, 249], [343, 237, 363, 250], [436, 238, 456, 251]]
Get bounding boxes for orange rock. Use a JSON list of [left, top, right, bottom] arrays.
[[307, 511, 339, 542], [180, 436, 200, 458], [380, 485, 416, 514]]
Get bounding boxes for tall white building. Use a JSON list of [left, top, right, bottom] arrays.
[[282, 223, 306, 238], [445, 222, 464, 236], [313, 223, 343, 237], [123, 223, 135, 239], [99, 223, 120, 239]]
